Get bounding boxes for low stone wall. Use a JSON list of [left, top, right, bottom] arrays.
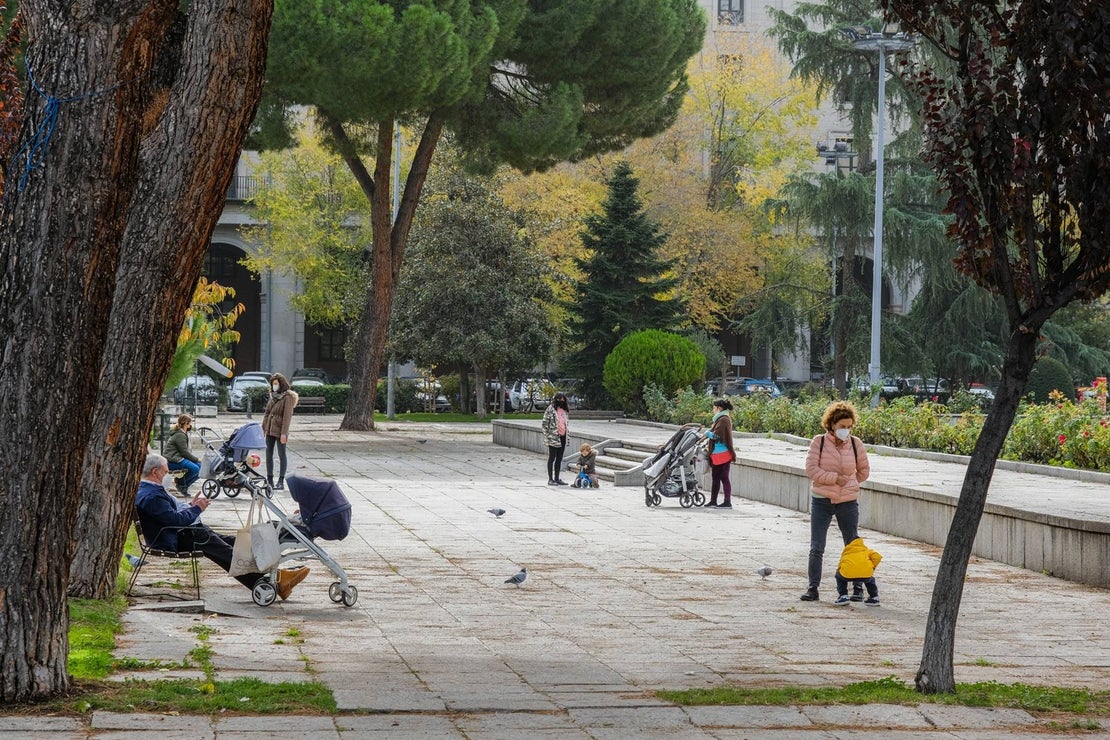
[[733, 455, 1110, 589], [493, 419, 1110, 589]]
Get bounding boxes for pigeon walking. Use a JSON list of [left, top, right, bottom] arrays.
[[488, 508, 506, 518], [755, 565, 773, 581], [505, 567, 527, 587]]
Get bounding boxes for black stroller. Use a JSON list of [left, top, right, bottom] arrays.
[[642, 423, 706, 508], [198, 422, 271, 499], [238, 473, 358, 608]]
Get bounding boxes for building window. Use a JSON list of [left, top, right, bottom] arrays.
[[718, 0, 743, 26], [318, 327, 346, 362], [203, 251, 238, 281]]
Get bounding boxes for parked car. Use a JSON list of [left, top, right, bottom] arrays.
[[706, 377, 784, 398], [292, 367, 332, 384], [509, 379, 553, 412], [227, 376, 270, 411], [173, 375, 219, 405], [416, 390, 451, 412], [852, 376, 902, 396], [485, 381, 512, 412], [904, 376, 951, 403], [554, 378, 584, 410], [291, 377, 325, 389]]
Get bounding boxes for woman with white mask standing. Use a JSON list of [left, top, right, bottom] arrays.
[[262, 372, 298, 490], [800, 400, 870, 602]]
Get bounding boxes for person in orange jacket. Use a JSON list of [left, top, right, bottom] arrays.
[[834, 536, 882, 606]]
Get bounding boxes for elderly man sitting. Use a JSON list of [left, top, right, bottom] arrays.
[[135, 453, 309, 600]]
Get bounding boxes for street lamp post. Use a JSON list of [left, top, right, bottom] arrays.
[[843, 25, 915, 399]]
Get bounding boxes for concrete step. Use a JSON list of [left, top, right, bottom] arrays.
[[594, 454, 639, 471]]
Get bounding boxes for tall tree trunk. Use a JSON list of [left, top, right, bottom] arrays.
[[915, 327, 1039, 693], [457, 362, 470, 414], [335, 112, 444, 431], [474, 363, 488, 418], [67, 0, 273, 598], [0, 0, 159, 701]]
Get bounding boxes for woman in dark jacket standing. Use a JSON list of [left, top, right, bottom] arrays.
[[541, 392, 571, 485], [704, 398, 736, 508], [262, 373, 298, 490]]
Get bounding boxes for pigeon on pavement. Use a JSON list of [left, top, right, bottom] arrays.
[[488, 508, 506, 518], [755, 565, 773, 581], [505, 567, 527, 587]]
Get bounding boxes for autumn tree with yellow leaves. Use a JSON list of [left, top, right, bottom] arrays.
[[504, 36, 823, 344]]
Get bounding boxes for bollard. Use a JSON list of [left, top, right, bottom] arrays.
[[245, 394, 253, 419]]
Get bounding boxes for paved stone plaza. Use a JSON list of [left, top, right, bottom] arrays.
[[2, 416, 1108, 737]]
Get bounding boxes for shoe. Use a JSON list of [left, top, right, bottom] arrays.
[[555, 479, 568, 486], [715, 502, 732, 508], [276, 566, 310, 600], [274, 479, 285, 491], [800, 588, 819, 602], [834, 594, 851, 606], [850, 588, 864, 602], [705, 500, 718, 507], [547, 479, 558, 486], [865, 596, 880, 606]]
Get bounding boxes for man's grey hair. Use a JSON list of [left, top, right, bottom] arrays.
[[143, 453, 167, 477]]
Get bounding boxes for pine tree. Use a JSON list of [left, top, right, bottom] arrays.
[[564, 162, 682, 408]]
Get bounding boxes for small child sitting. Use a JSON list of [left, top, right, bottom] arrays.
[[575, 443, 599, 488], [834, 536, 881, 606]]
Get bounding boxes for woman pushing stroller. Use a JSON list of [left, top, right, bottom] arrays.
[[704, 399, 736, 508]]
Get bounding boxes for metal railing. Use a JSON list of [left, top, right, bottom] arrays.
[[226, 175, 263, 201]]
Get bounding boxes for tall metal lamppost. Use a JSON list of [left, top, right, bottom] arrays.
[[842, 25, 915, 396]]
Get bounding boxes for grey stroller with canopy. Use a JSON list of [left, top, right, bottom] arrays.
[[198, 422, 271, 499], [642, 423, 706, 508], [237, 473, 358, 607]]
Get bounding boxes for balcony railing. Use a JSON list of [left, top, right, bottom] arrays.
[[226, 175, 263, 202]]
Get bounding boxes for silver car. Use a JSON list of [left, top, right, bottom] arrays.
[[227, 376, 270, 411]]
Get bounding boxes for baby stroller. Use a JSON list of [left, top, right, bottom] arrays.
[[198, 423, 271, 499], [239, 473, 358, 608], [642, 423, 706, 508]]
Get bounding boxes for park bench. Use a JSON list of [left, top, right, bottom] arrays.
[[296, 396, 326, 413]]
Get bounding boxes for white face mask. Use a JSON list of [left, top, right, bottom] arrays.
[[834, 427, 850, 440], [272, 383, 280, 392]]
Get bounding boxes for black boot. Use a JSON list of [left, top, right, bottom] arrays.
[[275, 478, 285, 491]]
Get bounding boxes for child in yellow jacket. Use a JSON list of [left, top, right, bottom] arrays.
[[834, 537, 881, 606]]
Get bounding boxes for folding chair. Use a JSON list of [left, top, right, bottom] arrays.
[[126, 517, 209, 600]]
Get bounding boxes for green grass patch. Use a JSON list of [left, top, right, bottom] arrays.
[[68, 596, 129, 680], [657, 677, 1110, 714], [66, 677, 336, 715]]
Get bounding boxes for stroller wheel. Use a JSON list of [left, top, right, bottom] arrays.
[[224, 485, 240, 499], [680, 493, 693, 508], [651, 493, 662, 507], [201, 479, 220, 499], [693, 492, 706, 507], [329, 581, 344, 603], [341, 585, 359, 607], [252, 580, 277, 607]]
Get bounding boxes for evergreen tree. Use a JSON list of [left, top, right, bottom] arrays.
[[564, 162, 682, 407]]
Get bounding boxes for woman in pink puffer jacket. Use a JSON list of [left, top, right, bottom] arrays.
[[799, 400, 870, 602]]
